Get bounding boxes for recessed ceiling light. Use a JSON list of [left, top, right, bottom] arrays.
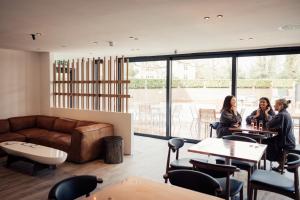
[[204, 17, 210, 20], [217, 15, 223, 18], [239, 38, 244, 41], [92, 41, 98, 44], [249, 37, 254, 40], [134, 37, 138, 40], [108, 41, 114, 47], [279, 25, 300, 31], [129, 36, 135, 39]]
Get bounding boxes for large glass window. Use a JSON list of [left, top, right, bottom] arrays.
[[237, 54, 300, 143], [129, 61, 167, 137], [171, 58, 232, 140]]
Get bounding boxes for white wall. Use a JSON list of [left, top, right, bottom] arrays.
[[49, 108, 133, 155], [0, 48, 41, 118]]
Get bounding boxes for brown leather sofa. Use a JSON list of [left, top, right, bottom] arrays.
[[0, 115, 114, 163]]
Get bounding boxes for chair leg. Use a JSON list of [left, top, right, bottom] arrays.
[[249, 183, 253, 200], [247, 169, 251, 199], [239, 187, 243, 200], [254, 189, 257, 200]]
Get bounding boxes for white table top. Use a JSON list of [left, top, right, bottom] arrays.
[[0, 141, 67, 165], [85, 176, 222, 200], [188, 138, 267, 163]]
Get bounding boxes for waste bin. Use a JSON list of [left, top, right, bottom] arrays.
[[104, 136, 123, 164]]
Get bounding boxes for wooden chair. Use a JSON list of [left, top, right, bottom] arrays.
[[164, 138, 204, 183], [249, 153, 300, 200], [48, 175, 103, 200], [190, 159, 243, 200], [164, 169, 222, 197], [199, 108, 216, 139]]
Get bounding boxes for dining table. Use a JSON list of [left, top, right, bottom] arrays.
[[85, 176, 223, 200], [229, 124, 277, 143], [188, 138, 267, 169]]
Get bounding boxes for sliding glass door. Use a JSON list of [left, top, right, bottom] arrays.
[[171, 58, 232, 139], [129, 61, 167, 137]]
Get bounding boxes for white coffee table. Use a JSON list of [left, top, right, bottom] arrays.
[[0, 141, 67, 175]]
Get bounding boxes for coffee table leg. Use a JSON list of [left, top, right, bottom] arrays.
[[6, 155, 19, 167]]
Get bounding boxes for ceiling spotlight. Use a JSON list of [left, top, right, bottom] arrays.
[[129, 36, 135, 39], [239, 38, 244, 41], [30, 33, 42, 40], [217, 15, 223, 18], [249, 37, 254, 40], [134, 37, 138, 40], [204, 17, 210, 20], [108, 41, 114, 47], [92, 41, 98, 44]]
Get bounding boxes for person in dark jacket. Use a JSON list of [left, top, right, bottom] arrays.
[[264, 98, 296, 169], [246, 97, 275, 127], [217, 95, 242, 138]]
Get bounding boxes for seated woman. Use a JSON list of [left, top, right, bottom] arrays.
[[246, 97, 275, 127], [217, 95, 242, 138], [264, 98, 296, 169]]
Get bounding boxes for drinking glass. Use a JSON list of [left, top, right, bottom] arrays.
[[258, 120, 263, 131]]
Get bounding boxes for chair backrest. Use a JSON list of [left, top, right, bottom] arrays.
[[167, 169, 221, 196], [285, 153, 300, 173], [48, 175, 100, 200], [168, 138, 184, 152], [199, 109, 216, 123], [190, 159, 238, 178], [209, 122, 220, 137], [222, 135, 257, 143], [190, 159, 239, 200]]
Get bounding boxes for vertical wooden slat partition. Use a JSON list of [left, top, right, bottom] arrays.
[[52, 57, 130, 113]]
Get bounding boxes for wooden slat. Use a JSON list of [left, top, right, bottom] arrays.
[[92, 58, 95, 110], [62, 61, 66, 108], [98, 57, 101, 110], [76, 59, 80, 109], [121, 56, 124, 112], [53, 61, 56, 108], [126, 58, 129, 112], [67, 60, 70, 108], [86, 58, 90, 110], [108, 57, 112, 111], [81, 58, 84, 109], [53, 92, 130, 98], [58, 61, 61, 108], [71, 59, 75, 108], [103, 57, 106, 111], [53, 80, 130, 84]]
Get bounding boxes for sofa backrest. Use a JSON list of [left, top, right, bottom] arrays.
[[53, 118, 77, 134], [36, 115, 58, 130], [8, 116, 36, 132], [76, 120, 96, 127], [0, 119, 10, 134]]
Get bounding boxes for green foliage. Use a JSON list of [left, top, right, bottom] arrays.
[[129, 79, 296, 89]]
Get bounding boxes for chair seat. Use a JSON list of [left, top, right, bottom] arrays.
[[216, 158, 255, 171], [170, 158, 205, 170], [217, 177, 243, 197], [250, 169, 295, 193]]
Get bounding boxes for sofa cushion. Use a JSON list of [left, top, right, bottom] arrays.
[[0, 132, 26, 143], [76, 120, 96, 127], [36, 115, 58, 130], [28, 132, 71, 152], [53, 118, 77, 134], [8, 116, 36, 132], [0, 119, 10, 134], [16, 128, 51, 139]]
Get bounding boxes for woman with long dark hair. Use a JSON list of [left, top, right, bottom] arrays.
[[264, 98, 296, 169], [217, 95, 242, 138], [246, 97, 275, 127]]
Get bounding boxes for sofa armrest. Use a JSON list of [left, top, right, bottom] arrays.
[[68, 123, 114, 163]]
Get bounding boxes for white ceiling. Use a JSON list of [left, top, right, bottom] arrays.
[[0, 0, 300, 58]]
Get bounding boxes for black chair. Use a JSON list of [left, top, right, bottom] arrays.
[[164, 138, 204, 183], [164, 169, 222, 197], [190, 159, 243, 200], [216, 135, 257, 198], [209, 122, 220, 137], [48, 175, 103, 200], [249, 153, 300, 200]]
